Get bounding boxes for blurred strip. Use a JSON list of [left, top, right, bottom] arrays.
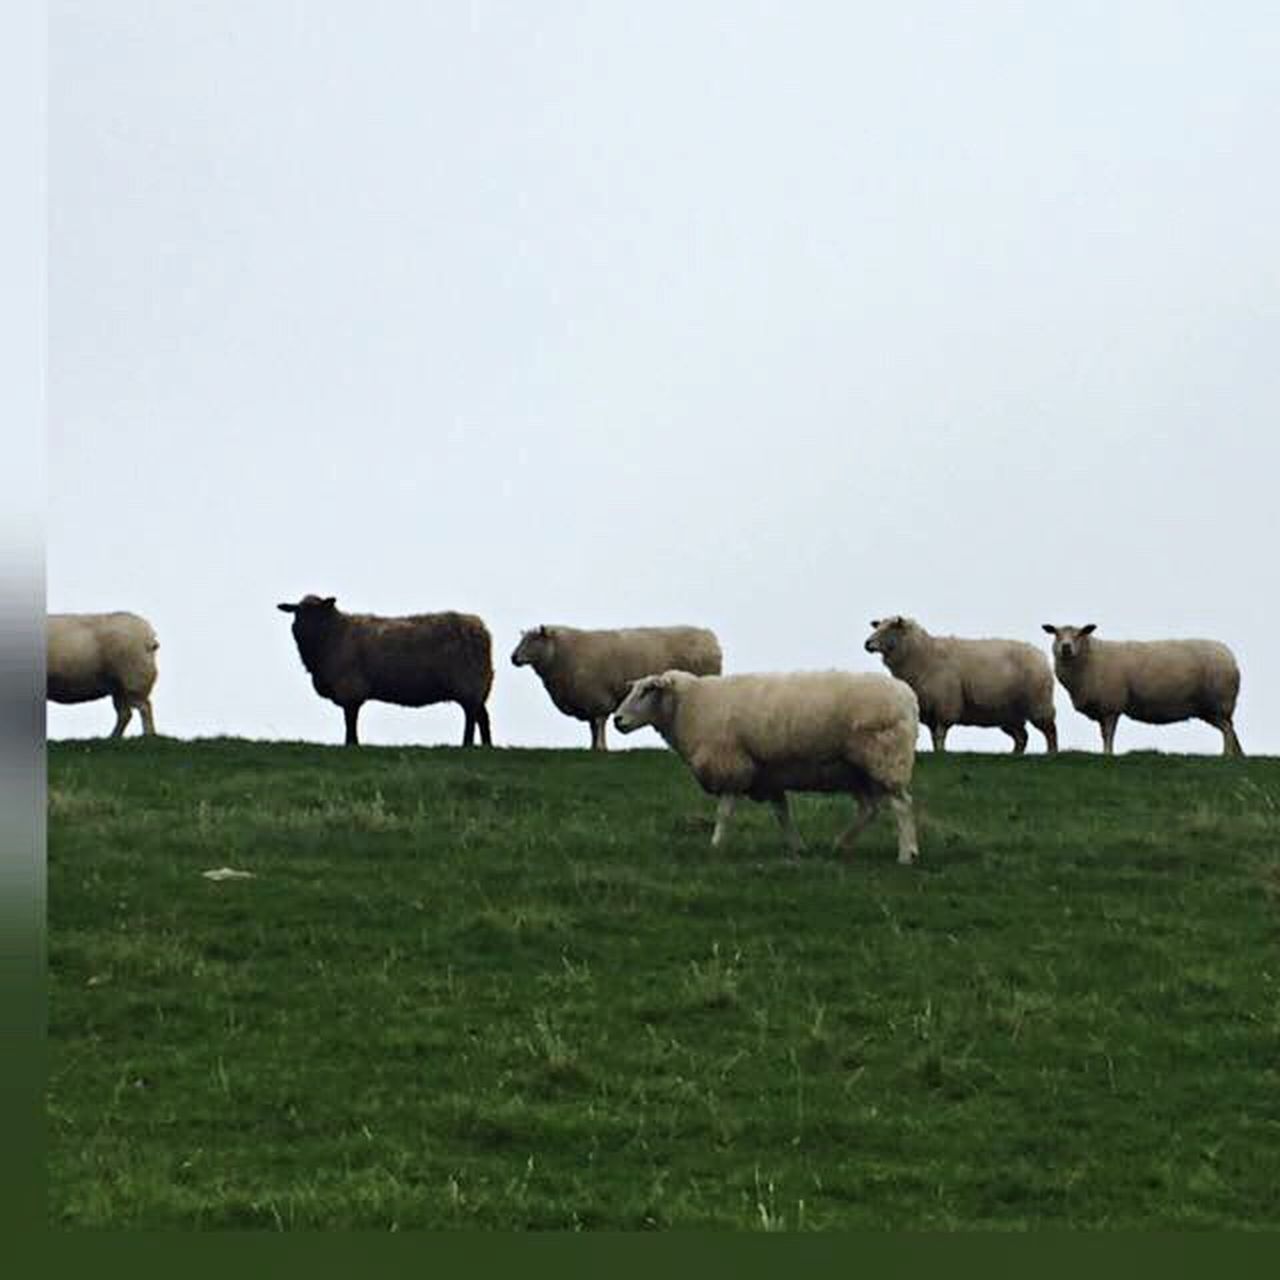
[[0, 0, 46, 1230]]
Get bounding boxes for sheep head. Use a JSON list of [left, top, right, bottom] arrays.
[[613, 672, 677, 735], [511, 624, 554, 668], [277, 594, 337, 617], [864, 615, 914, 655], [1042, 623, 1097, 662]]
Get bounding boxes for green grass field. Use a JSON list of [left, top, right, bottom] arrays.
[[47, 738, 1280, 1229]]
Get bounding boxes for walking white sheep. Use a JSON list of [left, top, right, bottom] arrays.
[[613, 669, 921, 863]]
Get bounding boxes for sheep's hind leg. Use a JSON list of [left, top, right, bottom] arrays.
[[1209, 715, 1243, 757], [836, 792, 881, 861], [930, 724, 948, 752], [590, 718, 609, 752], [476, 705, 492, 747], [710, 795, 738, 849], [1034, 716, 1058, 754], [462, 708, 476, 747], [889, 790, 919, 865], [137, 698, 156, 736], [1002, 724, 1029, 755], [109, 694, 133, 739], [768, 794, 805, 858]]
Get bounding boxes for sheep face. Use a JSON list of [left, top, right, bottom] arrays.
[[277, 595, 338, 635], [864, 616, 910, 656], [278, 594, 337, 615], [511, 625, 554, 668], [613, 673, 675, 735], [1042, 623, 1097, 663]]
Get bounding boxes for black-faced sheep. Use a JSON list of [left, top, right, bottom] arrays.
[[278, 595, 494, 746], [864, 616, 1057, 753], [511, 624, 722, 751], [1042, 623, 1243, 756], [613, 669, 920, 863], [47, 611, 160, 737]]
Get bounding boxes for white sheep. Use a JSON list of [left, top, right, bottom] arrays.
[[1041, 623, 1243, 756], [511, 624, 722, 750], [613, 669, 920, 863], [864, 616, 1057, 753], [47, 612, 159, 737]]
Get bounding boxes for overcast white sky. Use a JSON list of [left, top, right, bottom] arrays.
[[47, 1, 1280, 753]]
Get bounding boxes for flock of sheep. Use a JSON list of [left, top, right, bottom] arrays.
[[47, 600, 1245, 863]]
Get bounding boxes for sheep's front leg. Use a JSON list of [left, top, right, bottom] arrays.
[[110, 694, 133, 738], [590, 717, 609, 751], [1099, 713, 1119, 756], [1002, 724, 1029, 755], [769, 794, 805, 858], [710, 795, 737, 849], [837, 793, 881, 859], [343, 704, 361, 746], [889, 791, 919, 865], [930, 724, 948, 753]]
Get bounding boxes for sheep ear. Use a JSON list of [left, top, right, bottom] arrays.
[[1041, 624, 1056, 634], [1080, 623, 1096, 636], [870, 619, 881, 629], [538, 624, 548, 637], [278, 602, 299, 613], [321, 597, 337, 609]]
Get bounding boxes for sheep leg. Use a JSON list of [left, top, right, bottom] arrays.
[[836, 793, 881, 860], [768, 794, 805, 857], [137, 698, 156, 736], [1034, 716, 1058, 754], [1099, 714, 1119, 756], [1002, 724, 1029, 755], [590, 717, 609, 752], [889, 791, 919, 865], [476, 705, 492, 747], [930, 724, 948, 753], [1210, 716, 1243, 758], [109, 694, 133, 739], [710, 795, 738, 849], [343, 704, 361, 746], [462, 708, 476, 747]]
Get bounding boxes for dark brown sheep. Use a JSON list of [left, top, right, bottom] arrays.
[[277, 594, 494, 746]]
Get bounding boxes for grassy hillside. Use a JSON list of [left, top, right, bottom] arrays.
[[47, 738, 1280, 1229]]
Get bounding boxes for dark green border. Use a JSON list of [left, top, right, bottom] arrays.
[[30, 1232, 1280, 1269]]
